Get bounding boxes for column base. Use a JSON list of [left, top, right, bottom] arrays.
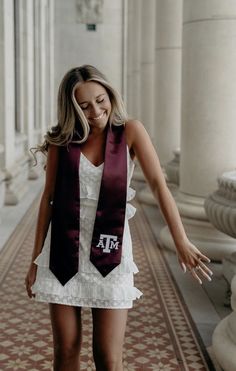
[[223, 252, 236, 286], [138, 182, 178, 205], [133, 165, 145, 183], [0, 170, 5, 208], [138, 186, 156, 205], [159, 192, 236, 261], [159, 220, 236, 261], [4, 156, 29, 205], [213, 313, 236, 371], [165, 148, 180, 186]]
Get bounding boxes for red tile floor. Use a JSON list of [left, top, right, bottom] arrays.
[[0, 198, 215, 370]]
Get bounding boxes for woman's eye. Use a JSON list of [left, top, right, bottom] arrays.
[[97, 99, 104, 104], [80, 105, 88, 110]]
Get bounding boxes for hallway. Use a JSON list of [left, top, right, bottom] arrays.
[[0, 191, 221, 370]]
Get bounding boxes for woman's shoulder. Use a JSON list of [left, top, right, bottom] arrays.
[[125, 119, 144, 134], [125, 118, 143, 129], [124, 119, 146, 141], [124, 119, 146, 152]]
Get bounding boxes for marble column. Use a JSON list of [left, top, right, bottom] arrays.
[[0, 0, 29, 206], [127, 0, 142, 119], [0, 145, 4, 210], [138, 0, 183, 204], [155, 0, 182, 166], [139, 0, 155, 138], [25, 0, 37, 180], [28, 0, 55, 179], [0, 0, 15, 170], [126, 0, 144, 184], [160, 0, 236, 260], [126, 0, 134, 116], [133, 0, 156, 196], [39, 0, 47, 137]]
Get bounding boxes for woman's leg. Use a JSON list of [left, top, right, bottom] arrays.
[[49, 304, 82, 371], [92, 308, 128, 371]]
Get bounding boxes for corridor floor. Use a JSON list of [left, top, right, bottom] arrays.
[[0, 192, 223, 371]]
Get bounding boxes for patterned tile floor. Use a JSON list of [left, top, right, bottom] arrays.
[[0, 198, 215, 370]]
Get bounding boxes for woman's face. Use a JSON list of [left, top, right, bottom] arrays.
[[74, 81, 112, 131]]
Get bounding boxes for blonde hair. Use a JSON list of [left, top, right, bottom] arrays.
[[33, 65, 128, 157]]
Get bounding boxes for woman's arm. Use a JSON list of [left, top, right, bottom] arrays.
[[25, 144, 59, 297], [126, 120, 213, 283]]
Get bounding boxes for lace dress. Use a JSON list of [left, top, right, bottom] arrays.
[[32, 147, 143, 309]]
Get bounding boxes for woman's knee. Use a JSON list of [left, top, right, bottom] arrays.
[[49, 304, 82, 364], [54, 340, 80, 364], [93, 346, 123, 371]]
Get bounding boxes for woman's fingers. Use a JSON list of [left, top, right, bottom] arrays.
[[185, 262, 213, 284], [198, 252, 211, 263], [198, 260, 213, 277], [180, 262, 187, 273], [189, 268, 202, 285], [25, 278, 35, 298], [195, 265, 212, 282]]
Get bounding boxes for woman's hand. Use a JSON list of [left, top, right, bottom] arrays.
[[177, 239, 213, 284], [25, 262, 37, 298]]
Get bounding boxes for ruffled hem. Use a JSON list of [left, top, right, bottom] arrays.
[[126, 203, 136, 220], [34, 294, 138, 309], [32, 276, 143, 302]]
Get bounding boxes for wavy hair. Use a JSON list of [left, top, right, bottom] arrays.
[[33, 65, 128, 157]]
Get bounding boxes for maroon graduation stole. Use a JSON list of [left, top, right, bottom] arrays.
[[49, 125, 127, 285]]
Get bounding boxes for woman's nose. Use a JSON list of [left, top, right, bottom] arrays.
[[90, 104, 101, 118]]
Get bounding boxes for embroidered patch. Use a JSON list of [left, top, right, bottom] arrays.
[[96, 234, 119, 253]]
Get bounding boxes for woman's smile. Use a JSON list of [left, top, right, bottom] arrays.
[[89, 110, 106, 121]]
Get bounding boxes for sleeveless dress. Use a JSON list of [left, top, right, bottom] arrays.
[[32, 147, 143, 309]]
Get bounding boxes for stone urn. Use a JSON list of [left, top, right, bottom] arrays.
[[205, 170, 236, 239], [205, 170, 236, 371]]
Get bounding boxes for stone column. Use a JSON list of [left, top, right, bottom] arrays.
[[0, 0, 29, 206], [39, 0, 47, 137], [127, 0, 142, 119], [139, 0, 183, 204], [139, 0, 156, 137], [48, 0, 55, 126], [133, 0, 156, 195], [25, 0, 37, 180], [126, 0, 134, 116], [0, 0, 15, 168], [155, 0, 182, 165], [160, 0, 236, 260], [126, 0, 144, 184]]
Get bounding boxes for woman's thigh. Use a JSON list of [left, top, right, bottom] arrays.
[[49, 304, 82, 353], [92, 308, 128, 368]]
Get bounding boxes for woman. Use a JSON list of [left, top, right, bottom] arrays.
[[25, 65, 212, 371]]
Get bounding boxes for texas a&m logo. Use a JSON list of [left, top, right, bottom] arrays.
[[96, 234, 119, 253]]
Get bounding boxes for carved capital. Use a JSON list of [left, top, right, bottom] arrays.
[[76, 0, 104, 24]]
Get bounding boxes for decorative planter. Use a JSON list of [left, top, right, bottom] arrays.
[[205, 170, 236, 371], [205, 171, 236, 239]]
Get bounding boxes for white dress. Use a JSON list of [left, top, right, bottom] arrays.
[[32, 147, 143, 309]]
